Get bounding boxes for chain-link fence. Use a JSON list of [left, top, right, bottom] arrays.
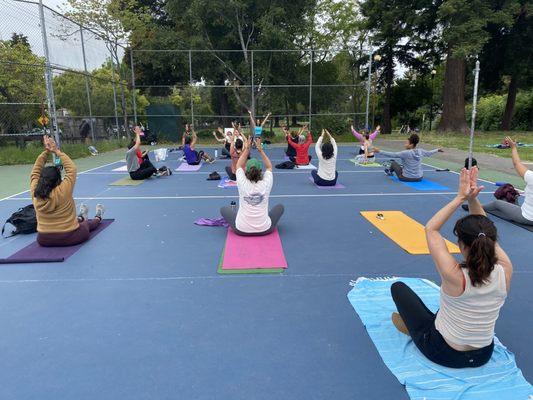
[[0, 0, 130, 149]]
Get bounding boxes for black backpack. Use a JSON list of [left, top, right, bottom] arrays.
[[2, 205, 37, 238]]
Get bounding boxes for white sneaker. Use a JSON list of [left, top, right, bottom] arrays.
[[78, 203, 89, 221], [95, 204, 105, 219]]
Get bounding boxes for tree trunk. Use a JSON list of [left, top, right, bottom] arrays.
[[438, 53, 467, 132], [501, 75, 518, 130], [382, 47, 394, 134]]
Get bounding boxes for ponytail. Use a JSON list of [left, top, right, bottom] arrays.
[[34, 166, 61, 199], [453, 215, 498, 287]]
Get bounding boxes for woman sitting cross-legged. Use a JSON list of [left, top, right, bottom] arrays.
[[31, 135, 106, 247], [220, 136, 284, 236], [182, 125, 214, 165], [288, 127, 313, 166], [390, 167, 512, 368], [312, 129, 338, 186], [126, 126, 171, 180]]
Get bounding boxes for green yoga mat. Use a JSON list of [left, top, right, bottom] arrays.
[[349, 159, 382, 167], [109, 177, 144, 186], [217, 245, 284, 275]]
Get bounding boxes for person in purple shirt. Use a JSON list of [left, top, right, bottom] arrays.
[[181, 124, 214, 165]]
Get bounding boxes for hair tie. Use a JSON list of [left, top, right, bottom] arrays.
[[478, 232, 486, 238]]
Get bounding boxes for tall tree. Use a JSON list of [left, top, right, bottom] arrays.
[[436, 0, 515, 132]]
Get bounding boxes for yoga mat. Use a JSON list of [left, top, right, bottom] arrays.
[[221, 229, 287, 270], [349, 159, 382, 167], [360, 211, 460, 254], [217, 246, 283, 274], [175, 162, 202, 172], [308, 177, 345, 189], [486, 209, 533, 232], [218, 177, 238, 189], [0, 219, 115, 264], [109, 177, 144, 186], [112, 165, 128, 172], [347, 277, 533, 400], [390, 176, 450, 191], [295, 163, 317, 170]]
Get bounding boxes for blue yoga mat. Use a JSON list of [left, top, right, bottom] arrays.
[[347, 277, 532, 400], [390, 176, 450, 191]]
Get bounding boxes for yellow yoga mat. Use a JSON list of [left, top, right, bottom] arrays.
[[360, 211, 460, 255], [109, 177, 144, 186]]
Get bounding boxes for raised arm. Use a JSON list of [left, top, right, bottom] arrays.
[[325, 129, 338, 156], [212, 128, 225, 143], [260, 112, 272, 128], [46, 136, 77, 196], [351, 125, 363, 143], [236, 136, 251, 171], [421, 148, 442, 157], [30, 140, 49, 193], [256, 138, 272, 171], [369, 125, 380, 140], [315, 130, 324, 158], [506, 136, 528, 178], [191, 130, 198, 148], [132, 126, 141, 149], [248, 110, 256, 131], [374, 148, 404, 158]]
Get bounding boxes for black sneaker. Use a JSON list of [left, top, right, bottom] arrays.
[[384, 168, 393, 176]]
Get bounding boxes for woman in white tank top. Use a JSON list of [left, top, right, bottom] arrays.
[[390, 167, 513, 368]]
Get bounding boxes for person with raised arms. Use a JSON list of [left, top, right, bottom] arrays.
[[248, 110, 272, 139], [220, 136, 284, 236], [374, 133, 443, 182], [126, 126, 171, 180], [287, 126, 313, 166], [181, 124, 214, 165], [282, 124, 304, 159], [312, 129, 338, 186], [224, 124, 246, 181], [390, 167, 512, 368], [31, 135, 106, 247], [351, 125, 380, 155]]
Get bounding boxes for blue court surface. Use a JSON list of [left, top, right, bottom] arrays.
[[0, 145, 531, 399]]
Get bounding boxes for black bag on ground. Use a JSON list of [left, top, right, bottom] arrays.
[[2, 205, 37, 238], [275, 161, 295, 169], [207, 171, 221, 181]]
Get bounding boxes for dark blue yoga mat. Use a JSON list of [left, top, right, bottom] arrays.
[[0, 219, 114, 264], [390, 176, 450, 191]]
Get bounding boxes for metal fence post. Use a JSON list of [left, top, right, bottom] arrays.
[[189, 50, 194, 125], [130, 50, 138, 126], [109, 51, 120, 141], [80, 27, 95, 142], [251, 50, 255, 117], [365, 48, 372, 130], [308, 50, 313, 128], [468, 59, 481, 169], [38, 0, 60, 146]]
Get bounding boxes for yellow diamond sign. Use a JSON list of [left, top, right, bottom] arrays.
[[38, 116, 49, 126]]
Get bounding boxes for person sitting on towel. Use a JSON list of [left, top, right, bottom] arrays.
[[390, 167, 512, 368], [181, 125, 214, 165], [474, 137, 532, 226], [374, 133, 443, 182], [220, 136, 284, 236], [287, 127, 313, 165], [355, 133, 377, 165], [282, 124, 304, 159], [225, 129, 245, 182], [31, 135, 106, 247], [126, 126, 170, 180], [352, 124, 380, 155], [312, 129, 338, 186]]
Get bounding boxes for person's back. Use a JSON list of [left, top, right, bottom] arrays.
[[316, 131, 337, 181], [125, 146, 140, 172], [290, 133, 313, 165], [183, 143, 197, 164], [435, 265, 507, 349], [235, 168, 273, 233]]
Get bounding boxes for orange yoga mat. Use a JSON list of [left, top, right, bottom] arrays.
[[360, 211, 460, 255]]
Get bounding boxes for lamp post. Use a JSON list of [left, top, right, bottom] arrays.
[[371, 54, 381, 128], [429, 69, 437, 131]]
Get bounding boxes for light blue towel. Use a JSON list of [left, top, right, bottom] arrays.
[[347, 277, 533, 400]]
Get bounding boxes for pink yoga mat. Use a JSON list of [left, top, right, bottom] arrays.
[[308, 177, 345, 189], [175, 162, 202, 172], [222, 229, 287, 269]]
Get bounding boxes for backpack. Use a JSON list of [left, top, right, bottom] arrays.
[[2, 205, 37, 238], [275, 161, 295, 169], [494, 184, 520, 204]]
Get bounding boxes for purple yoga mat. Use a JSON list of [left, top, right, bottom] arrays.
[[0, 219, 114, 264], [308, 177, 345, 189], [175, 162, 202, 172]]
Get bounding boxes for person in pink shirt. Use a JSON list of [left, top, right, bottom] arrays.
[[351, 125, 380, 155]]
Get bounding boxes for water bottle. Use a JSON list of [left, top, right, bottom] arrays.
[[215, 149, 218, 158], [230, 201, 237, 212]]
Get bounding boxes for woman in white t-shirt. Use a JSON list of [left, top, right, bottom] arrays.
[[220, 136, 284, 236], [390, 167, 513, 368], [312, 129, 338, 186], [478, 136, 533, 225]]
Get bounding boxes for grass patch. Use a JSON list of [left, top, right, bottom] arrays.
[[0, 139, 129, 165]]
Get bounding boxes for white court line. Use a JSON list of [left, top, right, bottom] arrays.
[[3, 191, 494, 201], [0, 159, 125, 202], [80, 169, 437, 176]]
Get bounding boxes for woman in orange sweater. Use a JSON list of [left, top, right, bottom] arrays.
[[31, 136, 105, 247]]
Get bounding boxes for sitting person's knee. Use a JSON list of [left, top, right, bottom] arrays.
[[391, 281, 407, 298]]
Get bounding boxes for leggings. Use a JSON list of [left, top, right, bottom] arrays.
[[220, 204, 284, 236], [188, 150, 204, 165], [289, 155, 312, 165], [130, 159, 157, 180], [225, 166, 237, 181], [311, 170, 338, 186], [222, 146, 231, 158], [390, 160, 422, 182], [483, 200, 533, 225], [37, 218, 101, 247], [390, 281, 494, 368]]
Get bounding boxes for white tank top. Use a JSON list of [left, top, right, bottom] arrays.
[[435, 265, 507, 348]]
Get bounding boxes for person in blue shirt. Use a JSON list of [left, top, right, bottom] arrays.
[[248, 110, 272, 139], [181, 124, 214, 165]]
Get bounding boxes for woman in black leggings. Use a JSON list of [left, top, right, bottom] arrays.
[[391, 167, 513, 368]]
